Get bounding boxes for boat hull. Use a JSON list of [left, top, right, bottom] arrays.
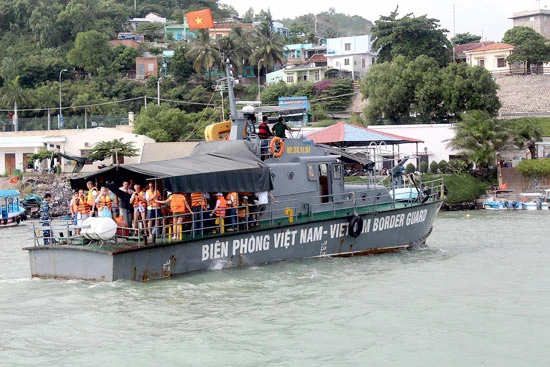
[[25, 200, 442, 281]]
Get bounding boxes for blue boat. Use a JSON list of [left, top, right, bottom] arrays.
[[0, 190, 26, 227]]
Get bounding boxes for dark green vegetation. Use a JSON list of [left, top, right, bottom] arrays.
[[502, 26, 550, 74]]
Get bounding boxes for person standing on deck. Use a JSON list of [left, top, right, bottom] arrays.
[[75, 189, 90, 234], [145, 182, 161, 238], [40, 193, 53, 245], [272, 116, 292, 139], [191, 192, 207, 236], [86, 181, 98, 217], [94, 187, 113, 218], [258, 116, 273, 159], [210, 193, 227, 233], [130, 184, 147, 236], [156, 192, 192, 240], [225, 191, 238, 231], [69, 191, 79, 226]]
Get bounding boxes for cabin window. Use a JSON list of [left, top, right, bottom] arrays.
[[333, 164, 342, 180], [308, 164, 316, 180]]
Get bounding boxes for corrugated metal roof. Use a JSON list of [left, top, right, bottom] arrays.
[[307, 122, 423, 146]]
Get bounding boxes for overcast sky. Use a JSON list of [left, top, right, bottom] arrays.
[[222, 0, 542, 42]]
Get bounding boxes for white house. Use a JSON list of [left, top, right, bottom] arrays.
[[367, 124, 460, 167], [0, 126, 155, 175], [325, 35, 377, 80]]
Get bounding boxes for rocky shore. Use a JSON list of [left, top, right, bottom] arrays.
[[0, 174, 73, 217]]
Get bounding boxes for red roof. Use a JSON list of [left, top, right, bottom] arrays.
[[307, 122, 422, 146], [308, 53, 327, 64], [465, 43, 515, 53], [454, 41, 495, 55]]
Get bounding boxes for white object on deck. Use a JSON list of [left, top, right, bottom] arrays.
[[81, 217, 117, 240]]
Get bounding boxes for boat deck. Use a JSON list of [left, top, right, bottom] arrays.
[[29, 198, 433, 252]]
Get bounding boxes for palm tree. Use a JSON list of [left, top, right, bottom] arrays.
[[250, 10, 286, 75], [217, 27, 254, 76], [90, 138, 139, 166], [448, 110, 510, 173], [1, 76, 25, 131], [186, 29, 221, 79]]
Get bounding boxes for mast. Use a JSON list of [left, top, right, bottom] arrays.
[[225, 59, 249, 140]]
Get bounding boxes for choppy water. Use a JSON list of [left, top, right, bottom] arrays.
[[1, 211, 550, 366]]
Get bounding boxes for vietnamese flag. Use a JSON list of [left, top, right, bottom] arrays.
[[186, 9, 214, 29]]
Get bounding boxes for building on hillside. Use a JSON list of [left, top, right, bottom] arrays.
[[266, 53, 329, 86], [136, 57, 158, 79], [253, 21, 288, 37], [129, 12, 167, 30], [453, 41, 495, 63], [210, 22, 254, 40], [325, 35, 377, 80], [510, 9, 550, 39], [0, 127, 155, 175], [463, 43, 523, 75]]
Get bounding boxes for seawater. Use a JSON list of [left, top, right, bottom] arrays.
[[1, 211, 550, 366]]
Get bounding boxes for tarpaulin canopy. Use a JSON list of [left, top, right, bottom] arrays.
[[70, 140, 273, 193]]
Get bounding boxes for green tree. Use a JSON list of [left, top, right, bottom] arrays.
[[0, 76, 25, 131], [171, 46, 195, 84], [502, 26, 550, 74], [447, 110, 509, 171], [67, 30, 112, 74], [90, 138, 139, 165], [186, 29, 221, 78], [371, 6, 452, 67], [217, 26, 254, 76], [504, 118, 542, 159], [450, 32, 482, 45], [251, 10, 286, 75]]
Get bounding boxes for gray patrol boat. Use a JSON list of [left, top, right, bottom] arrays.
[[25, 61, 444, 281]]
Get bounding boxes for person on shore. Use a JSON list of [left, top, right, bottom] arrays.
[[272, 116, 292, 139], [156, 192, 191, 240]]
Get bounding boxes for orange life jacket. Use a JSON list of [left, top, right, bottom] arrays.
[[132, 191, 146, 207], [214, 196, 227, 217], [191, 192, 206, 209], [96, 195, 112, 211], [226, 192, 238, 208], [170, 193, 188, 213], [87, 187, 97, 206], [76, 197, 90, 214]]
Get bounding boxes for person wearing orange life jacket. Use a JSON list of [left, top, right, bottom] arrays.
[[210, 193, 227, 233], [86, 181, 98, 217], [74, 189, 90, 234], [70, 191, 79, 226], [191, 192, 207, 236], [145, 182, 161, 238], [130, 184, 147, 236], [237, 195, 250, 230], [156, 192, 192, 240], [225, 192, 238, 231], [94, 186, 113, 218]]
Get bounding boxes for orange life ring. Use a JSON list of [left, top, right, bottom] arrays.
[[269, 137, 285, 158], [9, 176, 18, 184]]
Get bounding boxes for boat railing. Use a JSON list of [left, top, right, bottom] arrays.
[[29, 178, 445, 247]]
